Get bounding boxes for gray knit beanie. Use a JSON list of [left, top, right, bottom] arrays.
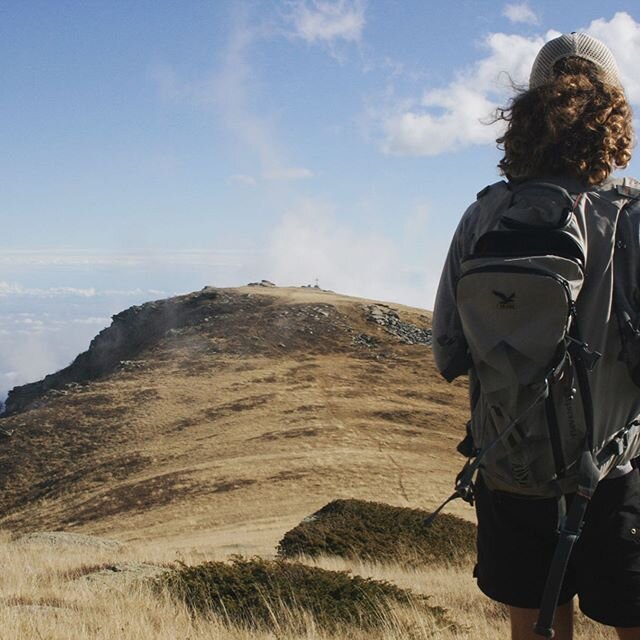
[[529, 32, 622, 89]]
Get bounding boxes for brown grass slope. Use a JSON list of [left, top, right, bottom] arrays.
[[0, 285, 470, 553]]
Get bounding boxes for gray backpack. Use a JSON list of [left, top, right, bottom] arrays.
[[458, 182, 593, 495], [427, 179, 640, 638]]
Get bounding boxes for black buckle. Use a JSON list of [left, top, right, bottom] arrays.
[[567, 336, 601, 371]]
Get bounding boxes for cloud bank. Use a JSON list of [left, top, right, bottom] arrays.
[[0, 249, 250, 268], [0, 282, 97, 298]]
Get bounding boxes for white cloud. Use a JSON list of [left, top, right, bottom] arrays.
[[0, 280, 170, 300], [587, 12, 640, 104], [0, 282, 97, 298], [503, 3, 539, 25], [0, 250, 250, 268], [207, 10, 316, 192], [0, 282, 22, 295], [378, 12, 640, 157], [381, 32, 545, 155], [383, 85, 498, 155], [71, 317, 111, 326], [151, 6, 321, 192], [288, 0, 366, 44], [251, 198, 439, 308], [0, 334, 64, 398]]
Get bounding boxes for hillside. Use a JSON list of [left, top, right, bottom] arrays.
[[0, 284, 470, 555]]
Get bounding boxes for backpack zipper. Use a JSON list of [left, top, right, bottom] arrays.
[[458, 263, 575, 312]]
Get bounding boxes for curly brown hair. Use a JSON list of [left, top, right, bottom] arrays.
[[495, 57, 634, 185]]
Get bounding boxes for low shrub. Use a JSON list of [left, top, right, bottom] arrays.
[[156, 555, 451, 633], [277, 499, 476, 566]]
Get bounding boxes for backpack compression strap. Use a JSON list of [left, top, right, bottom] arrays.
[[423, 379, 552, 528]]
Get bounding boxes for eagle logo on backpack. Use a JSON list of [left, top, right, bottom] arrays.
[[492, 290, 516, 309]]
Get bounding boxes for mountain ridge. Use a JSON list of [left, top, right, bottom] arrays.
[[0, 284, 469, 555]]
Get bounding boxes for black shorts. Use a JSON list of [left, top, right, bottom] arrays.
[[474, 468, 640, 627]]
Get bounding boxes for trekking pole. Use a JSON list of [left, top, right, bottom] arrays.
[[533, 494, 589, 638], [534, 452, 599, 638]]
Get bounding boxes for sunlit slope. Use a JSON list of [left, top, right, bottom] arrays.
[[0, 285, 469, 552]]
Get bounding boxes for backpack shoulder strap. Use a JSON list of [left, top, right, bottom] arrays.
[[612, 179, 640, 385]]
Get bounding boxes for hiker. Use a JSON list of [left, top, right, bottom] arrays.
[[432, 34, 640, 640]]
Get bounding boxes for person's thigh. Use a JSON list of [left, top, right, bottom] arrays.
[[474, 473, 577, 608], [575, 469, 640, 628]]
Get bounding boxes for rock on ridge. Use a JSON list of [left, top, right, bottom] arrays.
[[365, 304, 432, 345]]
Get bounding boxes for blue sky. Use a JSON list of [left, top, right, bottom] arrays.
[[2, 1, 640, 398]]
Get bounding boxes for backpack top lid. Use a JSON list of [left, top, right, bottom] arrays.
[[506, 182, 578, 228], [472, 182, 586, 269]]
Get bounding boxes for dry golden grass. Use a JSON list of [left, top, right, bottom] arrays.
[[0, 530, 617, 640]]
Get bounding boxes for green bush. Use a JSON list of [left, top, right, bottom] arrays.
[[277, 499, 476, 566], [156, 556, 450, 633]]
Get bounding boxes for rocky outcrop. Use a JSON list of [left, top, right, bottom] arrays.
[[365, 304, 432, 346], [14, 531, 123, 550]]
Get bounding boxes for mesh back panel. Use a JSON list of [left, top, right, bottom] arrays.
[[529, 33, 621, 88]]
